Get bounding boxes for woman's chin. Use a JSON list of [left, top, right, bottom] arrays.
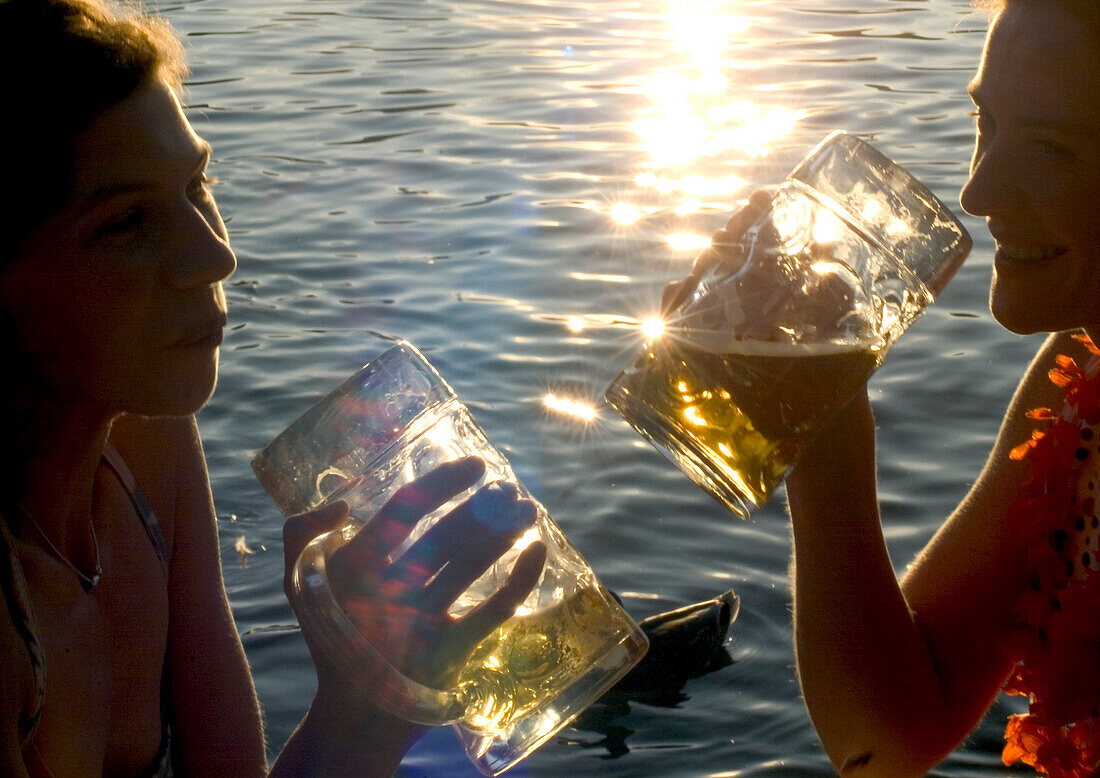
[[126, 391, 216, 418], [990, 285, 1065, 336], [129, 367, 220, 417]]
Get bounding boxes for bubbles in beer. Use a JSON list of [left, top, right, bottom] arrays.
[[456, 583, 632, 733]]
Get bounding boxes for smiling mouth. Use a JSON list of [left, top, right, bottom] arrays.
[[997, 243, 1067, 263]]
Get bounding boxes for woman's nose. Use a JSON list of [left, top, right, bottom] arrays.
[[163, 199, 237, 289], [959, 140, 1013, 218]]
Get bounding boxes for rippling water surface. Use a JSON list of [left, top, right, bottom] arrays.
[[168, 0, 1040, 774]]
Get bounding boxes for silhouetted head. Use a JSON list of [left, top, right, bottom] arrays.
[[0, 0, 187, 263]]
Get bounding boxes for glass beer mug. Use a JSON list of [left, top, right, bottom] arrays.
[[606, 131, 973, 518], [253, 342, 648, 776]]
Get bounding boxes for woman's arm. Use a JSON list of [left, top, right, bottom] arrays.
[[270, 690, 425, 778], [267, 501, 427, 778], [113, 414, 268, 777], [785, 331, 1074, 775], [119, 416, 445, 776], [166, 417, 270, 775]]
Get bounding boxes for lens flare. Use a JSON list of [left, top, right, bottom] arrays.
[[641, 317, 666, 339], [609, 202, 642, 225], [543, 394, 598, 422]]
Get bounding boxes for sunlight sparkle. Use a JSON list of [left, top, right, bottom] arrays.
[[812, 209, 845, 245], [610, 202, 641, 225], [543, 393, 598, 422], [667, 232, 711, 252], [641, 317, 666, 339]]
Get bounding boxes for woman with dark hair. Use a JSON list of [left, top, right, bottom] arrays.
[[0, 1, 544, 775]]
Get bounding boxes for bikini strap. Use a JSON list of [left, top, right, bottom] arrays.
[[0, 513, 47, 749], [100, 444, 170, 571], [99, 444, 176, 772]]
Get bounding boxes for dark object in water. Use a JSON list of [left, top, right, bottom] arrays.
[[564, 590, 740, 756], [609, 589, 739, 695]]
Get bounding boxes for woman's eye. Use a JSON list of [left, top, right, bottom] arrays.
[[99, 206, 144, 235]]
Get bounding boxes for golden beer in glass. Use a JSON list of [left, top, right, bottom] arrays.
[[255, 342, 648, 776], [607, 132, 971, 517]]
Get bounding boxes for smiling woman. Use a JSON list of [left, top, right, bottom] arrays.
[[960, 0, 1100, 337], [772, 0, 1100, 774]]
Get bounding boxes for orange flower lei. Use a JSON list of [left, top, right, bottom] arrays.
[[1002, 333, 1100, 777]]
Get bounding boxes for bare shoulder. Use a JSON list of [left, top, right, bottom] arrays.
[[108, 413, 201, 464], [906, 330, 1086, 615], [991, 330, 1089, 456], [106, 414, 212, 544], [892, 332, 1089, 729], [111, 418, 271, 773]]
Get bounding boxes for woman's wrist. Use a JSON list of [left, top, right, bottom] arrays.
[[311, 676, 429, 743], [272, 681, 429, 778], [785, 386, 879, 528], [789, 387, 874, 476]]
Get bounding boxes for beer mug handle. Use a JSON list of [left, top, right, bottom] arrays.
[[292, 531, 473, 726]]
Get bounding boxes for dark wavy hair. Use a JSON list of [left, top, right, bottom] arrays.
[[0, 0, 187, 263]]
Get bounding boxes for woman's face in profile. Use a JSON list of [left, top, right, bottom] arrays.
[[1, 79, 236, 416], [960, 1, 1100, 336]]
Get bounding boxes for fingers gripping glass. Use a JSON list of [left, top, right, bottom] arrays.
[[254, 342, 647, 776]]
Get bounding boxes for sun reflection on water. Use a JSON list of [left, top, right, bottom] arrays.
[[609, 202, 642, 225], [543, 393, 598, 423], [630, 1, 798, 175], [547, 1, 801, 430], [599, 0, 799, 282], [666, 232, 711, 252]]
